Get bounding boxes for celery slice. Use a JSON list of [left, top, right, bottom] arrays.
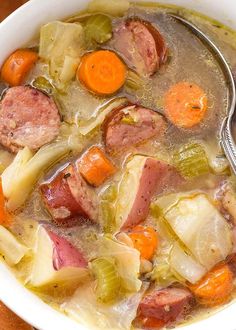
[[32, 76, 54, 95], [85, 15, 112, 45], [91, 257, 121, 303], [173, 142, 210, 178], [100, 185, 117, 234], [125, 70, 144, 91]]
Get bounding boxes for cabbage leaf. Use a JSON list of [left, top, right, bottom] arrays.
[[99, 236, 141, 293], [63, 282, 146, 330], [2, 142, 70, 211], [39, 21, 84, 87]]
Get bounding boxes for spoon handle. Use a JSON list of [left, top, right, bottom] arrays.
[[220, 118, 236, 174]]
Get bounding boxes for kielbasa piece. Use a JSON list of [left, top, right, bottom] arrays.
[[138, 287, 194, 324], [115, 156, 184, 230], [41, 164, 98, 226], [0, 86, 60, 153], [113, 19, 167, 76], [103, 104, 167, 154]]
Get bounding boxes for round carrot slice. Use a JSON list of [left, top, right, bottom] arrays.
[[77, 50, 127, 95], [188, 263, 233, 307], [164, 82, 208, 128]]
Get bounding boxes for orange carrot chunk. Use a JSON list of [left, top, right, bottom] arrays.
[[78, 146, 116, 187], [0, 178, 11, 226], [1, 49, 38, 86], [128, 225, 158, 260], [164, 82, 208, 128], [136, 315, 166, 329], [77, 50, 127, 95], [188, 263, 233, 307]]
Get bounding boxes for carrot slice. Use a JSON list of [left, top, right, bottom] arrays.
[[188, 263, 233, 307], [164, 82, 208, 128], [77, 50, 127, 95], [0, 301, 33, 330], [1, 49, 38, 86], [0, 178, 11, 226], [128, 225, 158, 260], [78, 146, 116, 187], [136, 315, 166, 329]]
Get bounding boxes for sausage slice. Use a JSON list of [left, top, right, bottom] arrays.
[[103, 104, 167, 154], [138, 287, 194, 325], [41, 164, 98, 226], [113, 19, 167, 76], [0, 86, 60, 153]]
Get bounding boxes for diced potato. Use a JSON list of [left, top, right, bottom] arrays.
[[30, 226, 89, 287], [0, 226, 28, 266], [115, 156, 181, 230]]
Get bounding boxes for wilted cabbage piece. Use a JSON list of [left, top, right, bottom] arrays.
[[0, 226, 28, 266], [63, 282, 146, 330], [39, 21, 84, 87], [170, 243, 207, 284], [164, 194, 233, 269], [78, 97, 127, 135], [87, 0, 130, 16], [2, 142, 70, 211], [99, 236, 141, 292], [84, 14, 112, 45]]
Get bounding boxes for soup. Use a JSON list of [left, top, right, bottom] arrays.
[[0, 1, 236, 329]]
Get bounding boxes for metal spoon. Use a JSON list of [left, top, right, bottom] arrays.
[[169, 14, 236, 174]]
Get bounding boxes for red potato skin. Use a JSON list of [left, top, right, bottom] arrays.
[[121, 159, 183, 230], [138, 287, 195, 325], [103, 104, 167, 154], [113, 18, 167, 76], [41, 164, 98, 226], [0, 86, 60, 153], [47, 230, 88, 270]]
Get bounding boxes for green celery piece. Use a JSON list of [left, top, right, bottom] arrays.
[[101, 185, 117, 234], [91, 257, 121, 303], [84, 14, 112, 44], [173, 142, 210, 179], [125, 70, 144, 91], [32, 76, 54, 95]]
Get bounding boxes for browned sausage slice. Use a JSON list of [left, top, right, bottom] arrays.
[[0, 86, 60, 153], [103, 104, 167, 154], [138, 287, 194, 324], [113, 19, 167, 76], [41, 164, 98, 226]]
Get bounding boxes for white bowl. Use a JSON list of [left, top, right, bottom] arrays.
[[0, 0, 236, 329]]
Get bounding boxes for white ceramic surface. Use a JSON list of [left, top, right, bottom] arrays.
[[0, 0, 236, 329]]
